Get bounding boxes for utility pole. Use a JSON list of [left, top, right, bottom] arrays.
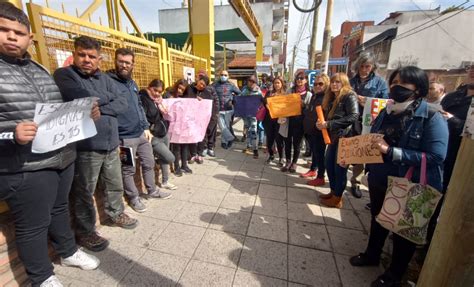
[[321, 0, 333, 74], [290, 45, 297, 79], [308, 5, 319, 70]]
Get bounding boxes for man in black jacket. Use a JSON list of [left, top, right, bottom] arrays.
[[108, 48, 171, 213], [0, 4, 100, 286], [54, 36, 137, 253]]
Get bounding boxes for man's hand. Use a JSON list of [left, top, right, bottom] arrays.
[[90, 101, 101, 121], [15, 122, 38, 145], [144, 130, 153, 142], [372, 137, 389, 154], [440, 111, 454, 120], [357, 95, 367, 107]]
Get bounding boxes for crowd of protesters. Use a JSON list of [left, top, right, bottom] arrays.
[[0, 3, 473, 287]]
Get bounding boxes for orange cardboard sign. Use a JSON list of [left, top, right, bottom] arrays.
[[266, 93, 302, 119], [337, 134, 384, 164]]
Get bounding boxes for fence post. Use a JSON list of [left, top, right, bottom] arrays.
[[157, 38, 171, 87], [26, 3, 51, 71]]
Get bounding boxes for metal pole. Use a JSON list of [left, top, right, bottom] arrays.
[[223, 43, 227, 70], [290, 45, 296, 79], [309, 5, 319, 70], [321, 0, 333, 74]]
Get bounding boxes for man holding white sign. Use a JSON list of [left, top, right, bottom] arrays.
[[54, 36, 138, 253], [0, 4, 101, 286]]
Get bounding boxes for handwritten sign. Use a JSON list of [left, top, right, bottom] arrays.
[[266, 93, 302, 119], [337, 134, 384, 164], [362, 98, 389, 134], [32, 98, 97, 153], [234, 95, 262, 118], [163, 98, 212, 144]]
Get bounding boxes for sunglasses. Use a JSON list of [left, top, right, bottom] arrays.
[[315, 82, 325, 86], [296, 77, 306, 81], [220, 74, 228, 76]]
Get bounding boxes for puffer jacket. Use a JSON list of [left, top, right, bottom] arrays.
[[325, 91, 359, 141], [54, 65, 128, 151], [0, 54, 76, 174], [213, 80, 241, 111]]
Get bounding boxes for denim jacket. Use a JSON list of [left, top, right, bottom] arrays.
[[370, 100, 448, 191], [350, 72, 389, 99]]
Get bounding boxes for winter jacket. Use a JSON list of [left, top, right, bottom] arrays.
[[350, 72, 389, 101], [303, 92, 325, 135], [185, 84, 219, 121], [139, 89, 169, 138], [53, 66, 128, 151], [0, 53, 76, 173], [288, 88, 312, 133], [213, 80, 241, 111], [441, 85, 471, 140], [324, 91, 359, 141], [107, 71, 149, 139], [368, 100, 448, 192]]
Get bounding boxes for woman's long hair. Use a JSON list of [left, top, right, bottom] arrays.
[[322, 73, 353, 118], [313, 73, 330, 94], [272, 76, 287, 94], [292, 70, 310, 92], [170, 79, 188, 97]]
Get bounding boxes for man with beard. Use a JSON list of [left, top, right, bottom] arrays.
[[54, 37, 138, 253], [108, 48, 171, 214]]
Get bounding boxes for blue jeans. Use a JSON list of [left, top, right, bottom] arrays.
[[325, 142, 348, 197], [257, 121, 265, 145], [218, 110, 235, 145], [243, 116, 258, 150]]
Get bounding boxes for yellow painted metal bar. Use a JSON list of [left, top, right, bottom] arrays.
[[256, 34, 263, 62], [120, 0, 144, 38], [190, 0, 214, 76], [26, 3, 51, 71], [6, 0, 23, 9], [79, 0, 103, 20], [106, 0, 115, 29], [157, 38, 171, 87], [113, 0, 121, 31]]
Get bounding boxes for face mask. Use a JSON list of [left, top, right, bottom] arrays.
[[390, 85, 415, 103], [220, 76, 228, 82]]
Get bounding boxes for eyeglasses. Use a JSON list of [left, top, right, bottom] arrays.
[[117, 60, 133, 66], [220, 74, 228, 76], [296, 77, 306, 81], [315, 82, 325, 86]]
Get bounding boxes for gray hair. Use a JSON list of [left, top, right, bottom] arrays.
[[352, 52, 378, 74]]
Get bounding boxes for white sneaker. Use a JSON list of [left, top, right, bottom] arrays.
[[61, 249, 100, 270], [162, 182, 178, 190], [40, 275, 63, 287]]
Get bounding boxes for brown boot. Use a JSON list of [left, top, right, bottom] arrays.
[[320, 195, 343, 208], [318, 193, 333, 199]]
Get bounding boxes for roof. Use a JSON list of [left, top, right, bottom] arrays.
[[145, 28, 251, 51], [228, 55, 271, 68]]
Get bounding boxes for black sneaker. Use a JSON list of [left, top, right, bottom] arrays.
[[349, 253, 380, 267], [265, 155, 274, 164], [174, 168, 183, 177], [351, 185, 362, 198], [371, 272, 401, 287], [227, 141, 233, 149], [182, 166, 193, 174], [253, 150, 259, 159], [221, 143, 228, 149], [365, 202, 371, 210], [77, 232, 109, 252]]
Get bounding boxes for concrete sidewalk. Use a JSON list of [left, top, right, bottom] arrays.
[[54, 135, 383, 286]]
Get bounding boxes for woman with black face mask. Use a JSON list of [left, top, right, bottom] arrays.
[[349, 66, 449, 287]]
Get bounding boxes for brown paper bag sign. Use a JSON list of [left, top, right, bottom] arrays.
[[266, 93, 302, 119], [337, 134, 384, 164]]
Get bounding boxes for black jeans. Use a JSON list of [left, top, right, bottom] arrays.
[[284, 125, 304, 164], [309, 133, 326, 178], [0, 164, 77, 286], [172, 143, 190, 168], [325, 142, 348, 196], [198, 119, 217, 154], [365, 176, 418, 281], [264, 119, 284, 159]]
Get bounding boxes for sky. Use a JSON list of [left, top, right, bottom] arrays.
[[30, 0, 465, 69]]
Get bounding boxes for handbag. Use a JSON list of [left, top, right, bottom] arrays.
[[256, 105, 266, 121], [375, 153, 443, 245]]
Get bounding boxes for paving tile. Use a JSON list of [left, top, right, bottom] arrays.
[[287, 283, 307, 287], [228, 179, 259, 195], [209, 208, 252, 235], [288, 245, 340, 286], [193, 229, 244, 268], [287, 187, 318, 204], [235, 171, 262, 182], [214, 166, 241, 176], [173, 174, 209, 187], [168, 185, 197, 201], [220, 192, 256, 211], [238, 237, 287, 280], [327, 225, 368, 256], [321, 207, 364, 230], [192, 165, 218, 176], [287, 175, 312, 190], [141, 198, 186, 221], [240, 161, 265, 172], [54, 275, 92, 286], [233, 270, 287, 287], [257, 184, 287, 200], [189, 187, 227, 207], [346, 194, 372, 212], [288, 220, 331, 251], [253, 197, 288, 218], [260, 172, 287, 186], [287, 202, 324, 224], [202, 175, 235, 190], [54, 241, 146, 285], [173, 202, 218, 227], [247, 214, 288, 243], [224, 152, 247, 161], [119, 250, 189, 287], [263, 164, 283, 174], [99, 214, 168, 249], [151, 222, 206, 258], [357, 211, 372, 233], [334, 253, 382, 287], [179, 260, 235, 287]]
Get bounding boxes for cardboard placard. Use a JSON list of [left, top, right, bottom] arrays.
[[337, 134, 384, 164], [266, 93, 302, 119]]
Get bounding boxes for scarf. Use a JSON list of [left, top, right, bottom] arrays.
[[386, 100, 413, 115]]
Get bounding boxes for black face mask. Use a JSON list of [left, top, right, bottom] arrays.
[[390, 85, 415, 103]]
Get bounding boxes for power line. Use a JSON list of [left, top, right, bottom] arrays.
[[408, 0, 474, 53], [393, 5, 473, 43]]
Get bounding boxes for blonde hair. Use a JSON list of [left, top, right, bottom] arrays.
[[322, 73, 353, 119], [315, 73, 330, 91]]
